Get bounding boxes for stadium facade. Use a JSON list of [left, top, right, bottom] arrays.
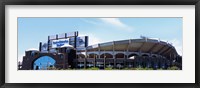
[[19, 31, 182, 70]]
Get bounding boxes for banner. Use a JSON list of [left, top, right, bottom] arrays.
[[77, 36, 86, 47], [41, 42, 48, 51], [69, 36, 88, 50], [51, 39, 69, 48]]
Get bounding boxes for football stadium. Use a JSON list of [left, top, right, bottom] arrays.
[[19, 31, 182, 70]]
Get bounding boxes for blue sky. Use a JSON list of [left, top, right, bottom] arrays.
[[18, 17, 182, 62]]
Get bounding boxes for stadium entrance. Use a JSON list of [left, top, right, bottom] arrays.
[[33, 56, 56, 70]]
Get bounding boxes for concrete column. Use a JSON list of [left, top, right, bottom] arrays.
[[139, 51, 142, 67], [94, 55, 96, 68], [63, 54, 65, 69], [104, 57, 106, 69], [126, 40, 131, 67], [84, 57, 86, 69], [139, 51, 142, 57], [103, 50, 106, 68], [124, 50, 126, 68], [113, 42, 116, 68], [98, 44, 100, 59]]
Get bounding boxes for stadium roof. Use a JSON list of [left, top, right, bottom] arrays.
[[86, 38, 178, 57]]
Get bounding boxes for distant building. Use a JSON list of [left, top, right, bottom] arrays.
[[20, 31, 182, 70]]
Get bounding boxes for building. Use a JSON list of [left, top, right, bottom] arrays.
[[20, 31, 182, 70]]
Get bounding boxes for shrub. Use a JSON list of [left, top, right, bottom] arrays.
[[135, 67, 144, 70], [87, 67, 99, 70], [167, 66, 179, 70], [145, 68, 153, 70], [47, 67, 59, 70], [134, 67, 154, 70], [157, 68, 164, 70], [105, 67, 113, 70]]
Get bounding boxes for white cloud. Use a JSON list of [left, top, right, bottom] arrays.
[[81, 18, 133, 31], [81, 18, 99, 25], [99, 18, 132, 31], [79, 34, 102, 46], [99, 18, 125, 27], [169, 39, 182, 56], [89, 36, 101, 45]]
